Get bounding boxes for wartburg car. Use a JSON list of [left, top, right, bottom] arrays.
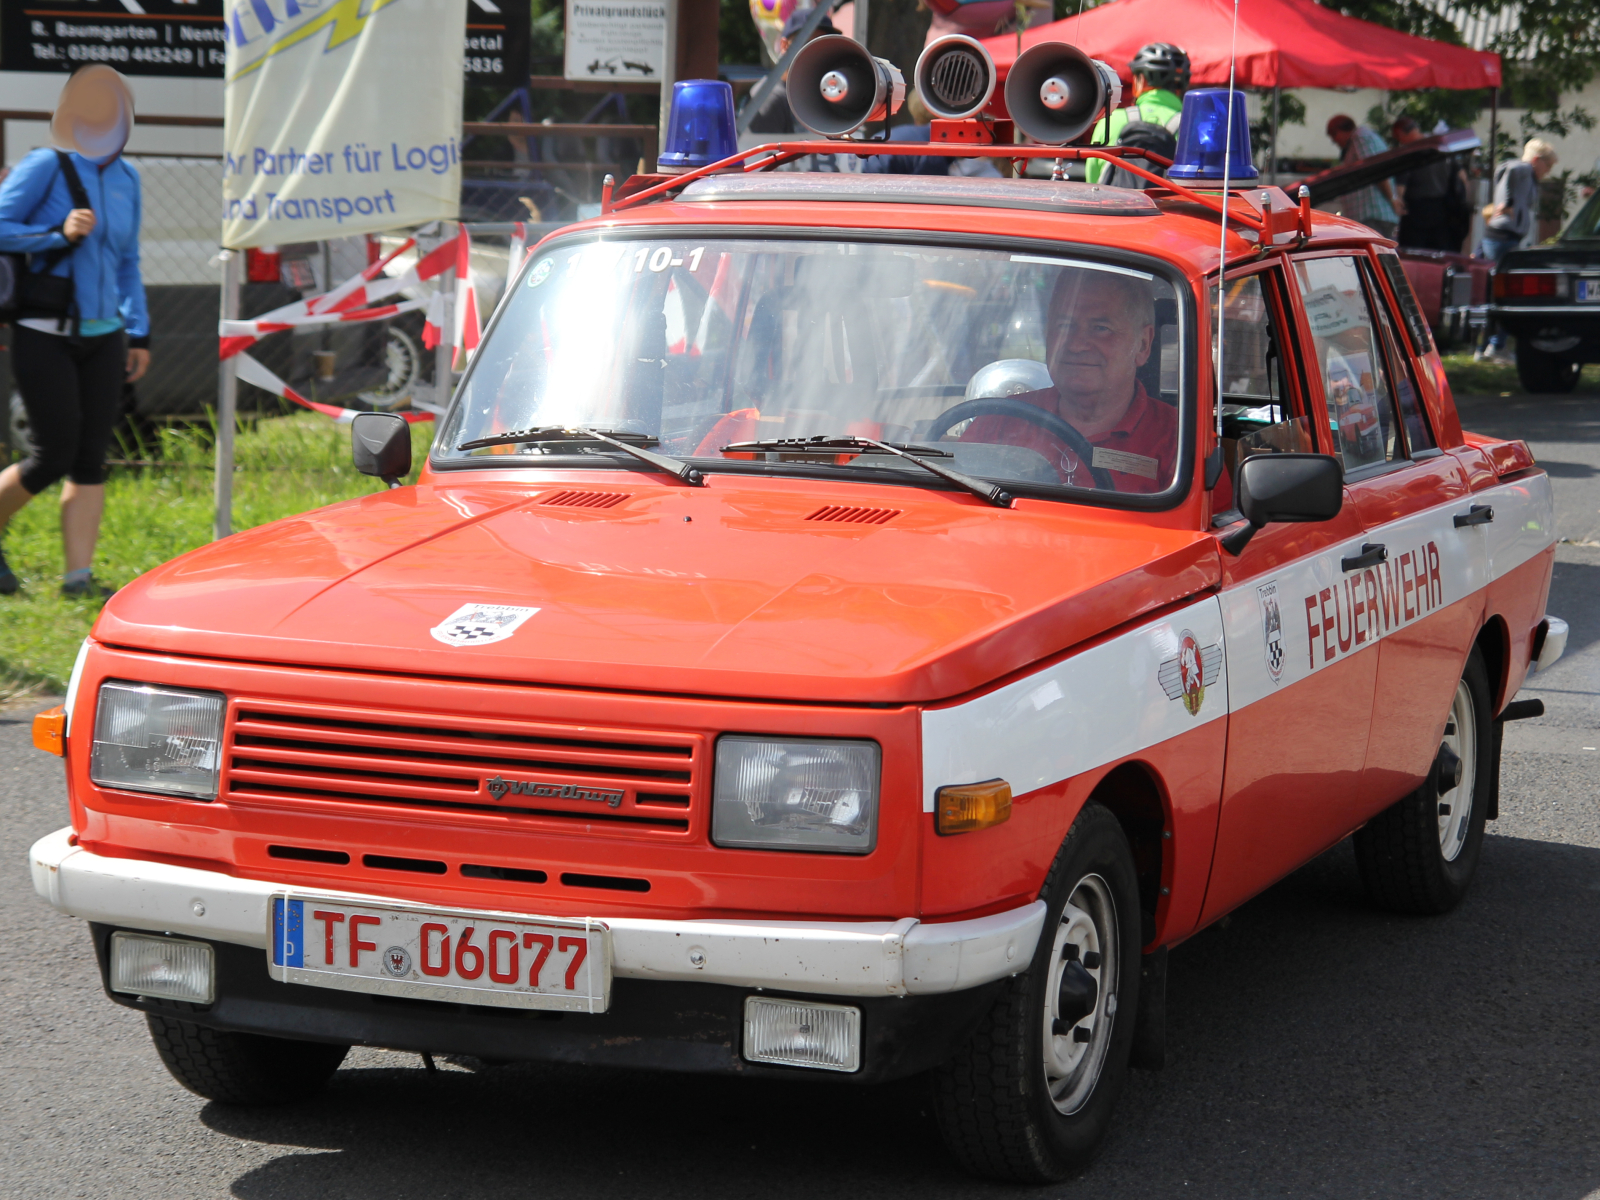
[[29, 51, 1563, 1183]]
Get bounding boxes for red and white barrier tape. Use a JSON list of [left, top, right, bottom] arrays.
[[234, 352, 440, 425]]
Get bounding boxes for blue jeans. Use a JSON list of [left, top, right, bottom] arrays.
[[1481, 234, 1522, 350]]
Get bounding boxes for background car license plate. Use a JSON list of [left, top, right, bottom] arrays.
[[1579, 278, 1600, 302], [268, 895, 611, 1012]]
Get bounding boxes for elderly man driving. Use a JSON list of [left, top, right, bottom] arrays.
[[961, 269, 1173, 492]]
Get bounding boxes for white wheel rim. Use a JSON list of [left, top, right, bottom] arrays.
[[1041, 872, 1119, 1115], [1438, 679, 1476, 862]]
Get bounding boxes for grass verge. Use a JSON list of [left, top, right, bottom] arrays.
[[0, 412, 432, 694]]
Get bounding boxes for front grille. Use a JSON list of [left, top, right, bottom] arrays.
[[225, 707, 698, 834]]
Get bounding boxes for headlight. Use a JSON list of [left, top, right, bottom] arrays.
[[712, 736, 879, 854], [89, 682, 224, 800]]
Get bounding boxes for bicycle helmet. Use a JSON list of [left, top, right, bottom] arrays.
[[1129, 43, 1190, 91]]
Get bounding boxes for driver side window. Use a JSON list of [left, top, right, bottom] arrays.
[[1216, 269, 1314, 493]]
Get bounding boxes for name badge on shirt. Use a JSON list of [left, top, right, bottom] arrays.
[[1091, 447, 1160, 480]]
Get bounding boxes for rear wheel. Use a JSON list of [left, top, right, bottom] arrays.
[[146, 1014, 348, 1104], [1515, 344, 1581, 393], [1354, 645, 1493, 914], [933, 803, 1140, 1182]]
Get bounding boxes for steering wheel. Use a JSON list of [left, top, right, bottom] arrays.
[[924, 397, 1116, 491]]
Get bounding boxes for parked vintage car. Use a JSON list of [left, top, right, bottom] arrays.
[[1488, 188, 1600, 392], [28, 51, 1562, 1184]]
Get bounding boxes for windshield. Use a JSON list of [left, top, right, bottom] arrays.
[[1560, 190, 1600, 241], [435, 237, 1186, 497]]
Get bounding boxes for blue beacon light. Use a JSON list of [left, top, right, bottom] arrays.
[[658, 80, 739, 174], [1167, 88, 1259, 182]]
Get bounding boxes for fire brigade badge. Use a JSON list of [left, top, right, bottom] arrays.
[[1159, 629, 1222, 716], [429, 602, 540, 647], [381, 946, 412, 978], [1257, 580, 1284, 684]]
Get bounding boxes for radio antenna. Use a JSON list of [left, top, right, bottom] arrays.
[[1214, 0, 1242, 445]]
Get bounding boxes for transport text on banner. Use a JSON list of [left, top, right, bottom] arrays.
[[222, 0, 467, 249]]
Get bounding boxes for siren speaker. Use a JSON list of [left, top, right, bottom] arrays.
[[788, 35, 906, 138], [914, 35, 997, 121], [1003, 42, 1123, 146]]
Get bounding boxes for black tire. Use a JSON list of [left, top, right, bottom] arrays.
[[933, 802, 1141, 1183], [1514, 343, 1581, 394], [1354, 645, 1493, 915], [146, 1014, 348, 1104]]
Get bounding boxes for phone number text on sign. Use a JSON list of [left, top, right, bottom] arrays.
[[269, 896, 611, 1013]]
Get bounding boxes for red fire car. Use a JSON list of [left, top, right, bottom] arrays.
[[28, 43, 1563, 1183]]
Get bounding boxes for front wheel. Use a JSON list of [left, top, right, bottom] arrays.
[[933, 802, 1141, 1182], [147, 1014, 348, 1104], [1515, 343, 1581, 394], [1354, 645, 1493, 914]]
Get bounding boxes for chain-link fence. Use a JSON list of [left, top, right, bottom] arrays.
[[2, 156, 557, 465]]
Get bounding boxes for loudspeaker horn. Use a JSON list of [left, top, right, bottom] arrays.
[[788, 34, 906, 138], [914, 35, 997, 121], [1003, 41, 1123, 146]]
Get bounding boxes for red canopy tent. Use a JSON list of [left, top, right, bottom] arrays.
[[980, 0, 1501, 90]]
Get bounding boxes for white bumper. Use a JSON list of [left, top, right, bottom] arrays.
[[29, 828, 1043, 998]]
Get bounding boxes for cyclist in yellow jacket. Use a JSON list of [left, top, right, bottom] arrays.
[[1085, 43, 1189, 184]]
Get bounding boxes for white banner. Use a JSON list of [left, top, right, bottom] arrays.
[[222, 0, 466, 249]]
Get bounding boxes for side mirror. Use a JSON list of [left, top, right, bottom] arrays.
[[1220, 452, 1343, 555], [351, 412, 412, 489]]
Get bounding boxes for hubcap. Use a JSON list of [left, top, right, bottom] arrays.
[[1041, 873, 1119, 1115], [1438, 679, 1476, 861]]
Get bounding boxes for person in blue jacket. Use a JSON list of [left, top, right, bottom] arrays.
[[0, 65, 149, 599]]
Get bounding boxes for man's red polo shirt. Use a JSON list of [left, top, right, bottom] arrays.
[[960, 381, 1176, 493]]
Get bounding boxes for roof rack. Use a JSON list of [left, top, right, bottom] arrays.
[[604, 141, 1272, 235]]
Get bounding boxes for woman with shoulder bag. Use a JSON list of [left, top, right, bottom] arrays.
[[0, 64, 149, 599]]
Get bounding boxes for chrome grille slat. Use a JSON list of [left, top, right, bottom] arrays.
[[225, 707, 699, 836]]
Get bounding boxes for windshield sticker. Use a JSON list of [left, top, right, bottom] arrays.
[[527, 257, 554, 288], [429, 603, 541, 647], [1090, 447, 1159, 479], [1302, 285, 1368, 337]]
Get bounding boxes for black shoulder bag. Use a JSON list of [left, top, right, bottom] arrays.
[[0, 151, 91, 327]]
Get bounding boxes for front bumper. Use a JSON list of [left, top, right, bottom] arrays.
[[30, 828, 1044, 998]]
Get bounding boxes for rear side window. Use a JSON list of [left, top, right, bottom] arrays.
[[1376, 252, 1434, 355], [1366, 268, 1437, 455], [1292, 255, 1405, 473]]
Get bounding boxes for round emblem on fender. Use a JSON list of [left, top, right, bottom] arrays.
[[381, 945, 413, 978]]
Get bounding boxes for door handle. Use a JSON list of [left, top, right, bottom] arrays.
[[1341, 542, 1388, 572], [1453, 504, 1494, 528]]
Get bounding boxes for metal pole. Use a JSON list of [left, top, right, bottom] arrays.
[[656, 0, 680, 168], [213, 248, 240, 541], [853, 0, 869, 45], [435, 260, 454, 414], [1269, 86, 1280, 187]]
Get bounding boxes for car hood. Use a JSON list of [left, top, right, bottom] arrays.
[[1303, 128, 1479, 206], [94, 474, 1220, 704]]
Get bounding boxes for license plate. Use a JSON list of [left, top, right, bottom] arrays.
[[268, 895, 611, 1012], [1579, 278, 1600, 302]]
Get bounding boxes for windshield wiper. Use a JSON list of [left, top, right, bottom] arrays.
[[721, 434, 1014, 508], [456, 426, 704, 485]]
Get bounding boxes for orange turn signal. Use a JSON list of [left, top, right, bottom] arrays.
[[935, 779, 1012, 835], [32, 704, 66, 756]]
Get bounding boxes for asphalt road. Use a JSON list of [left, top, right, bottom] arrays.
[[2, 389, 1598, 1200]]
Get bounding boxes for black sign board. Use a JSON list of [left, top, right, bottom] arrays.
[[1, 1, 528, 85], [465, 0, 530, 87], [0, 1, 227, 78]]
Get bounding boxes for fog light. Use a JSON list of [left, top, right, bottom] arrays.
[[743, 996, 860, 1072], [110, 932, 214, 1004]]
